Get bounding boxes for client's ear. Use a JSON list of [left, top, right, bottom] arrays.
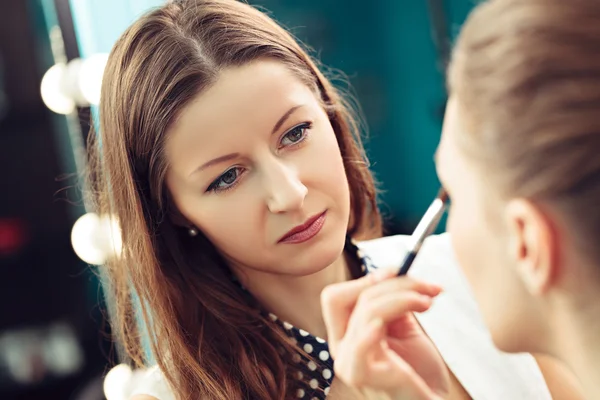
[[504, 198, 558, 295]]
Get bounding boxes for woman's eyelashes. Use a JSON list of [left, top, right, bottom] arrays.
[[206, 166, 244, 193], [206, 122, 313, 194], [279, 122, 311, 147]]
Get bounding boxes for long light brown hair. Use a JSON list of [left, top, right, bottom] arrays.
[[87, 0, 381, 399], [449, 0, 600, 264]]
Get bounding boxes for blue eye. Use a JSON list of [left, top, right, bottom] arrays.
[[207, 167, 242, 193], [280, 122, 311, 146]]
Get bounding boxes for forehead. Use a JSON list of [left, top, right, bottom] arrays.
[[165, 60, 318, 172], [437, 97, 474, 185], [171, 60, 314, 138], [438, 98, 461, 163]]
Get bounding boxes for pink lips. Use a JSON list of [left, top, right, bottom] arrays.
[[278, 211, 327, 244]]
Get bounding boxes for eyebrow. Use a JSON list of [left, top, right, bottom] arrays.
[[190, 153, 240, 176], [190, 105, 304, 177], [272, 105, 303, 134]]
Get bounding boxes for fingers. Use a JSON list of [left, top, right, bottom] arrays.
[[351, 290, 433, 327], [322, 270, 446, 400], [321, 268, 397, 349], [334, 317, 385, 386], [322, 273, 441, 357], [379, 346, 442, 399], [358, 276, 443, 304], [335, 332, 440, 400], [342, 291, 433, 353]]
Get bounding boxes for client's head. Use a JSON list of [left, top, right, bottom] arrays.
[[436, 0, 600, 353]]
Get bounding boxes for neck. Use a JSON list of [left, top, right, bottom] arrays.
[[234, 250, 353, 340], [549, 293, 600, 399]]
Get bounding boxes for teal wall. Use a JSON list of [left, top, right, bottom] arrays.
[[69, 0, 164, 56]]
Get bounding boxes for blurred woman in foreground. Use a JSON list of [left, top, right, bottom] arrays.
[[323, 0, 598, 398]]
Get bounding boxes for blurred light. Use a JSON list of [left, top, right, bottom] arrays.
[[40, 53, 109, 114], [100, 213, 123, 257], [71, 213, 104, 265], [0, 331, 45, 385], [71, 212, 122, 265], [0, 218, 28, 257], [43, 324, 84, 376], [103, 363, 132, 400], [79, 53, 108, 105], [0, 325, 85, 385], [40, 63, 75, 114]]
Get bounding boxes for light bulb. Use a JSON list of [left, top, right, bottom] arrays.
[[71, 212, 122, 265], [79, 53, 108, 105], [103, 363, 132, 400], [99, 213, 123, 258], [71, 213, 105, 265], [40, 63, 75, 114]]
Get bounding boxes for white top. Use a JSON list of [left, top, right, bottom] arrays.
[[127, 233, 551, 400]]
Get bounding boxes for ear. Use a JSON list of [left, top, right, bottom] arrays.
[[504, 199, 558, 295]]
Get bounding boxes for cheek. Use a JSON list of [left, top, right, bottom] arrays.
[[447, 198, 499, 312], [447, 197, 526, 349], [195, 191, 263, 248], [304, 126, 349, 202], [175, 183, 265, 261], [448, 203, 485, 285]]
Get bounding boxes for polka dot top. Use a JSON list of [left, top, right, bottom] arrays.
[[267, 238, 378, 399]]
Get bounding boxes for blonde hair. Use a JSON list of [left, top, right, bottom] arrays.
[[449, 0, 600, 263]]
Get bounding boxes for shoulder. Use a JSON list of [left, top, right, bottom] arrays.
[[356, 232, 453, 265], [357, 233, 466, 287]]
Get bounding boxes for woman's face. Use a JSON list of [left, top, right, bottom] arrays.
[[436, 97, 537, 352], [165, 60, 350, 277]]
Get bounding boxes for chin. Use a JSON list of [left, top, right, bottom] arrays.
[[490, 331, 517, 354], [289, 225, 347, 276], [488, 317, 536, 354], [491, 333, 530, 354]]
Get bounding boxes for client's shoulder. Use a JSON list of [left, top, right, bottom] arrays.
[[357, 233, 454, 269], [357, 232, 451, 252], [357, 233, 472, 296]]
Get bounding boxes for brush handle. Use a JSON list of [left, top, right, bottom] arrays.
[[397, 251, 417, 276]]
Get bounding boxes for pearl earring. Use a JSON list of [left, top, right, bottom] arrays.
[[188, 227, 199, 237]]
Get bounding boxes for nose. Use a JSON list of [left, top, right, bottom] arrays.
[[264, 159, 307, 214]]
